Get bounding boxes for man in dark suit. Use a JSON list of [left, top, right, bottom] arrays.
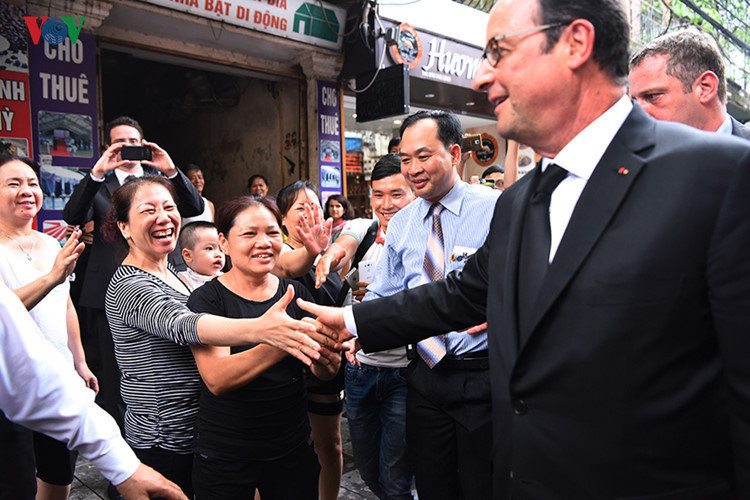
[[630, 28, 750, 139], [301, 0, 750, 498], [63, 117, 203, 436]]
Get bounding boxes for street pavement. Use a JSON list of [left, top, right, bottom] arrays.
[[70, 414, 382, 499]]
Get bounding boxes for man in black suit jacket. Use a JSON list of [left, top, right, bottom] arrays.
[[301, 0, 750, 498], [630, 29, 750, 140], [63, 117, 203, 432]]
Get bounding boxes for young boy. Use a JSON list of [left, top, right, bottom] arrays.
[[178, 222, 225, 291]]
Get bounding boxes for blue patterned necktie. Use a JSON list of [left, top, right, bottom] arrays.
[[417, 202, 447, 368]]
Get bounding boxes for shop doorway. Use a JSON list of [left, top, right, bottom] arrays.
[[100, 47, 302, 203]]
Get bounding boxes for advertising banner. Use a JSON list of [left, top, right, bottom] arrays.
[[317, 80, 342, 204], [145, 0, 345, 50], [384, 20, 483, 90], [0, 3, 33, 159], [28, 32, 98, 239]]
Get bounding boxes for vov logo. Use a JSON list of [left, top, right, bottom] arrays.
[[23, 16, 86, 46]]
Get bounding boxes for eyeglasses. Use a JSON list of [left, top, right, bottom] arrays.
[[481, 23, 564, 67]]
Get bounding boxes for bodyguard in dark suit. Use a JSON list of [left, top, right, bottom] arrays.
[[630, 28, 750, 140], [63, 117, 203, 432], [301, 0, 750, 498], [731, 115, 750, 140]]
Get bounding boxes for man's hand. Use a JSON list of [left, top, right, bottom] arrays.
[[457, 150, 472, 179], [141, 141, 178, 177], [315, 247, 347, 288], [301, 317, 345, 353], [91, 143, 129, 180], [342, 338, 361, 366], [256, 285, 323, 366], [115, 463, 188, 500], [80, 221, 95, 245], [297, 298, 353, 342], [462, 322, 487, 335], [65, 222, 94, 245], [351, 281, 370, 301], [302, 318, 343, 380], [298, 203, 332, 257]]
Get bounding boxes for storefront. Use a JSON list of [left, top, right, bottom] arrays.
[[1, 0, 348, 234], [340, 12, 506, 215]]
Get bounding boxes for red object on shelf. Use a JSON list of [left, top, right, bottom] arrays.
[[345, 152, 363, 174]]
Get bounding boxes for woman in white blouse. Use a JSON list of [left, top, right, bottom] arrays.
[[0, 153, 95, 500]]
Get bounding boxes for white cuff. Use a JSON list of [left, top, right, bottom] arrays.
[[92, 439, 141, 486], [89, 172, 105, 182], [343, 306, 358, 338]]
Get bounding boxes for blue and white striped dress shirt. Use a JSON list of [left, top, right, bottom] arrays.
[[363, 178, 500, 356]]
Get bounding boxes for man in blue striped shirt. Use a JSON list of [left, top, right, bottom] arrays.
[[361, 110, 499, 500]]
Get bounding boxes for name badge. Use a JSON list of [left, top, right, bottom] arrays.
[[450, 246, 477, 264]]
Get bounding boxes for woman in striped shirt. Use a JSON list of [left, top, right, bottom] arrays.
[[102, 176, 336, 496]]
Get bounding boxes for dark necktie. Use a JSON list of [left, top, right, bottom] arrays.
[[518, 164, 568, 333]]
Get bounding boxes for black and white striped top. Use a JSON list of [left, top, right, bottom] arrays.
[[105, 265, 204, 453]]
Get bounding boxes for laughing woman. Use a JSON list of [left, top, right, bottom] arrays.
[[102, 176, 335, 496], [188, 196, 340, 499]]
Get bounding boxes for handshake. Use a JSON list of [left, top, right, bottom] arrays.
[[296, 299, 355, 365], [291, 295, 485, 368]]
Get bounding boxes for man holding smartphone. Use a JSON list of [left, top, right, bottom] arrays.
[[63, 116, 203, 498]]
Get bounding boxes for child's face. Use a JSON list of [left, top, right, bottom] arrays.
[[184, 228, 224, 276]]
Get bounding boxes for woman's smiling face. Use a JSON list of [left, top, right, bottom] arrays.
[[220, 205, 283, 277], [0, 160, 43, 224], [118, 183, 180, 259], [282, 188, 320, 243]]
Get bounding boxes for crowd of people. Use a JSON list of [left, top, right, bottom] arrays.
[[2, 0, 750, 499]]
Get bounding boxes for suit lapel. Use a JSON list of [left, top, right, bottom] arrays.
[[104, 166, 159, 197], [104, 174, 120, 197], [731, 116, 750, 141], [518, 105, 657, 350], [502, 166, 539, 361]]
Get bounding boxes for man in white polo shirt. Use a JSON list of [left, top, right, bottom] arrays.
[[316, 154, 416, 499]]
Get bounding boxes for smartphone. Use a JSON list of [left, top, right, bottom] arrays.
[[345, 268, 360, 291], [461, 134, 482, 152], [358, 260, 375, 283], [120, 145, 152, 161], [481, 178, 495, 188]]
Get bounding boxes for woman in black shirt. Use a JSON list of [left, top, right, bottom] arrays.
[[103, 176, 334, 496], [188, 196, 340, 499]]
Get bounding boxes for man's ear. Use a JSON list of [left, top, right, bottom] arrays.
[[562, 19, 596, 71], [693, 70, 720, 104], [449, 143, 462, 167]]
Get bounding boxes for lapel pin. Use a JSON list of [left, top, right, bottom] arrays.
[[618, 167, 629, 175]]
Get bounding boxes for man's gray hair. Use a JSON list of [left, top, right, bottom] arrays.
[[630, 28, 727, 103]]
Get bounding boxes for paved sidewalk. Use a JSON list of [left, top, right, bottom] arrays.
[[70, 415, 381, 499]]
